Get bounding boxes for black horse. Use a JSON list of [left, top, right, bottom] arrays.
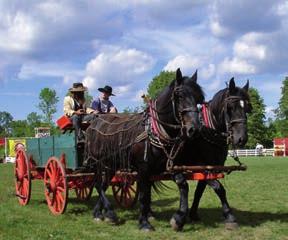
[[179, 77, 251, 229], [84, 69, 205, 231]]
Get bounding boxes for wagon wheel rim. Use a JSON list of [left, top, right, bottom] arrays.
[[44, 157, 68, 215], [14, 149, 31, 205], [112, 176, 138, 208]]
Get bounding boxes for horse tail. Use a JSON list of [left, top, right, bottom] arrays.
[[151, 181, 171, 194]]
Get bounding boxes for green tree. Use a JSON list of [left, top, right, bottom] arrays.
[[276, 76, 288, 119], [26, 112, 43, 137], [0, 111, 13, 136], [38, 88, 59, 124], [246, 88, 269, 148], [147, 71, 176, 99], [10, 120, 29, 137], [274, 76, 288, 137]]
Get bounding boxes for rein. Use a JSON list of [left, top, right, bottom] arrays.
[[147, 85, 198, 170]]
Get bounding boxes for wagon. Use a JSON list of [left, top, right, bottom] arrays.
[[14, 119, 246, 215], [14, 130, 140, 215]]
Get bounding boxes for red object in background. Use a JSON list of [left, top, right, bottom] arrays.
[[0, 138, 5, 147], [56, 115, 72, 130], [273, 138, 288, 156]]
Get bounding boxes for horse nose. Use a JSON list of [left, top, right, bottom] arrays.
[[236, 136, 247, 147]]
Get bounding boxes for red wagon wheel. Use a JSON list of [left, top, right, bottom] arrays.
[[44, 157, 68, 215], [112, 176, 138, 208], [14, 149, 31, 205], [75, 185, 93, 200]]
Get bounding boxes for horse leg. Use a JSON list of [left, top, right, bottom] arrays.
[[93, 181, 105, 221], [94, 177, 118, 224], [170, 173, 189, 231], [138, 178, 154, 231], [189, 180, 207, 222], [206, 179, 238, 229]]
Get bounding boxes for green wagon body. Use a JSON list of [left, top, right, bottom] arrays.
[[26, 132, 84, 169]]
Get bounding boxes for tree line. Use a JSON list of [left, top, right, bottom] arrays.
[[1, 73, 288, 149]]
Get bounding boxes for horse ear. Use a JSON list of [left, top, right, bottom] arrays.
[[191, 70, 197, 83], [176, 68, 183, 85], [229, 77, 236, 94], [243, 80, 249, 92]]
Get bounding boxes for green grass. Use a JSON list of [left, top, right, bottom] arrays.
[[1, 157, 288, 240]]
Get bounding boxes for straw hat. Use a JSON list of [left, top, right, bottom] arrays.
[[69, 83, 87, 92]]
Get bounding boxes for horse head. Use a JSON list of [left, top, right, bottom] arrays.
[[223, 78, 252, 147], [172, 68, 205, 138]]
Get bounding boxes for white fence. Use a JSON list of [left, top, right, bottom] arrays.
[[228, 148, 275, 157]]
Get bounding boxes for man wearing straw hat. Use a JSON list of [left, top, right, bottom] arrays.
[[64, 83, 94, 142]]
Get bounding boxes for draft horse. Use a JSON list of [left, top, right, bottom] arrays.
[[84, 69, 205, 231], [182, 77, 251, 229]]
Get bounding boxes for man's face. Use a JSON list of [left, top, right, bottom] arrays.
[[101, 92, 110, 100], [73, 92, 84, 99]]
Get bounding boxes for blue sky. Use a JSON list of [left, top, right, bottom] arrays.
[[0, 0, 287, 121]]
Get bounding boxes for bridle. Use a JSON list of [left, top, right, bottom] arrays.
[[223, 95, 247, 144], [147, 85, 200, 169]]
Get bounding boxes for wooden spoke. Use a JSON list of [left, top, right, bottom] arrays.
[[112, 176, 138, 208]]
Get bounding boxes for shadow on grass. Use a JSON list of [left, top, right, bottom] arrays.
[[187, 207, 288, 228], [31, 194, 288, 229]]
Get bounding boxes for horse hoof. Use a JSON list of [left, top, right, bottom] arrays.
[[141, 227, 154, 232], [139, 223, 155, 232], [225, 222, 239, 230], [148, 215, 155, 221], [104, 217, 118, 225], [170, 217, 182, 231], [94, 217, 103, 223]]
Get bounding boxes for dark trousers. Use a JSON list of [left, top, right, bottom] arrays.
[[70, 114, 95, 140]]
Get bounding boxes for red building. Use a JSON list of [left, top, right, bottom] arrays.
[[273, 138, 288, 156]]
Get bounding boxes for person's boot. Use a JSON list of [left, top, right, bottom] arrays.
[[77, 130, 85, 144]]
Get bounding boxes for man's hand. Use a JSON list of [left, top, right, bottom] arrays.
[[75, 109, 85, 115]]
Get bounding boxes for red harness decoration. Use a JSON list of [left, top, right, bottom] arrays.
[[201, 103, 215, 129]]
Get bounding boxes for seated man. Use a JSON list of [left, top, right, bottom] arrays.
[[63, 83, 94, 142], [91, 85, 117, 113]]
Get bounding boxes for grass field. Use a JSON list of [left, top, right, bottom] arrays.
[[1, 157, 288, 240]]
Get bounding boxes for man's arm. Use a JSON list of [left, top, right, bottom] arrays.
[[90, 98, 100, 114], [109, 101, 117, 113], [63, 96, 75, 117]]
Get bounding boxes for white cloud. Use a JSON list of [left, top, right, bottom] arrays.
[[209, 18, 229, 37], [0, 12, 38, 52], [265, 106, 275, 119], [132, 89, 146, 102], [35, 1, 75, 23], [200, 64, 216, 80], [277, 1, 288, 16], [204, 78, 221, 92], [82, 47, 155, 91], [164, 55, 202, 74], [234, 34, 266, 60], [18, 61, 83, 79], [218, 57, 256, 75]]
